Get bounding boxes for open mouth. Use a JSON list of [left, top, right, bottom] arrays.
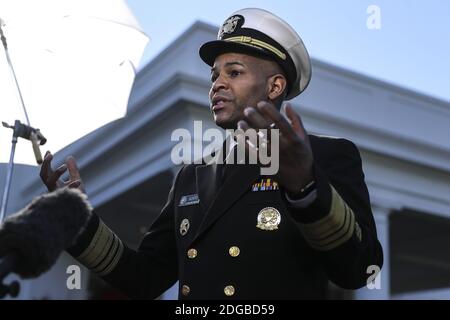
[[211, 96, 230, 111], [212, 101, 228, 112]]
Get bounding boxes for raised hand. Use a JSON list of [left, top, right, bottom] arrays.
[[237, 101, 314, 195], [40, 151, 86, 193]]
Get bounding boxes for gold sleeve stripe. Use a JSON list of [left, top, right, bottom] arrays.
[[298, 185, 356, 251], [98, 239, 124, 277], [75, 220, 124, 276], [306, 204, 351, 242], [82, 227, 114, 268], [76, 220, 111, 263], [307, 207, 355, 251], [225, 36, 287, 60], [91, 233, 119, 273]]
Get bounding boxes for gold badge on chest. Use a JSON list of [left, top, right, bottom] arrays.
[[256, 207, 281, 231]]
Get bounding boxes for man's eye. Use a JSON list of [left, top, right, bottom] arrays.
[[211, 74, 218, 82], [229, 70, 241, 77]]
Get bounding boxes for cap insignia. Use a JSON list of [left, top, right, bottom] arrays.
[[219, 15, 243, 39]]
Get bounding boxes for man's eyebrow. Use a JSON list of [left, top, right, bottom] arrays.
[[211, 61, 246, 73]]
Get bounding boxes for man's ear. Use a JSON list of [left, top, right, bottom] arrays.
[[267, 74, 287, 101]]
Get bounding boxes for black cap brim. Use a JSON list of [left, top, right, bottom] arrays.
[[199, 40, 274, 66], [199, 39, 295, 95]]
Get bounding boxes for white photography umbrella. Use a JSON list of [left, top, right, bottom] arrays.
[[0, 0, 149, 220], [0, 0, 149, 165]]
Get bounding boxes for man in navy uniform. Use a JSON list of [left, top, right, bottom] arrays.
[[40, 8, 383, 299]]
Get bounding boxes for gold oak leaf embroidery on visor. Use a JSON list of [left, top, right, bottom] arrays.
[[225, 36, 287, 60]]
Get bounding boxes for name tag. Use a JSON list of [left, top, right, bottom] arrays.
[[179, 194, 200, 207]]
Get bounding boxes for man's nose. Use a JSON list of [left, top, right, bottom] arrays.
[[211, 73, 227, 93]]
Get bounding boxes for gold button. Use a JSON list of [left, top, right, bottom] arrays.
[[187, 248, 198, 259], [181, 285, 190, 296], [224, 285, 235, 297], [229, 246, 240, 257]]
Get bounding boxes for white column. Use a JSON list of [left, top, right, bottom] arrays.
[[355, 205, 391, 300]]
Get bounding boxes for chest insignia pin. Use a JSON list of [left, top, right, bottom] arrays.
[[256, 207, 281, 231]]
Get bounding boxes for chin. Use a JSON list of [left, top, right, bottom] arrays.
[[214, 115, 236, 130]]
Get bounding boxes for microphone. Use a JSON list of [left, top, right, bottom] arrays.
[[0, 188, 92, 281]]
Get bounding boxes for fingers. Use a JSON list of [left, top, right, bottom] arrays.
[[65, 156, 86, 193], [66, 156, 81, 181], [243, 107, 271, 129], [236, 120, 251, 149], [284, 104, 308, 140], [39, 152, 84, 192], [47, 164, 67, 188], [66, 180, 82, 189], [40, 151, 54, 181], [236, 120, 258, 155], [256, 101, 295, 139], [40, 151, 64, 191], [237, 120, 250, 131]]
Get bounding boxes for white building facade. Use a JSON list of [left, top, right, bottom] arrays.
[[1, 21, 449, 300]]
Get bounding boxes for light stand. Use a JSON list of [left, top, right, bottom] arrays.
[[0, 17, 47, 299], [0, 121, 46, 223], [0, 19, 47, 223]]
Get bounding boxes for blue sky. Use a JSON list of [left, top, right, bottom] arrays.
[[126, 0, 450, 103], [1, 0, 448, 165]]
